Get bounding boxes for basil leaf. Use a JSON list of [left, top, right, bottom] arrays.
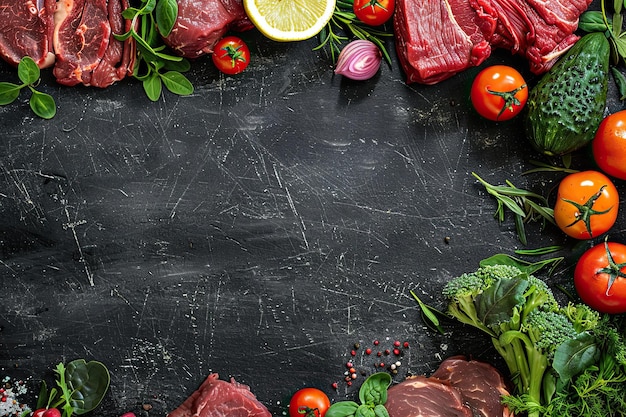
[[359, 372, 391, 406], [29, 90, 56, 119], [578, 11, 609, 32], [552, 332, 599, 383], [17, 57, 40, 84], [325, 401, 359, 417], [163, 58, 191, 72], [355, 404, 375, 417], [0, 82, 22, 105], [612, 66, 626, 100], [140, 0, 157, 14], [155, 0, 178, 37], [143, 73, 162, 101], [161, 71, 193, 96], [476, 277, 528, 326], [121, 7, 141, 19], [66, 359, 110, 414], [373, 404, 389, 417]]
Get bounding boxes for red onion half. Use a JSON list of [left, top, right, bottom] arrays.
[[334, 40, 382, 81]]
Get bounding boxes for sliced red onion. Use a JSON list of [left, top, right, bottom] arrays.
[[334, 40, 382, 81]]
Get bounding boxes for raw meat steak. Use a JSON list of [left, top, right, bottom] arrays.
[[431, 356, 514, 417], [163, 0, 253, 59], [386, 375, 473, 417], [0, 0, 56, 68], [167, 373, 271, 417], [393, 0, 496, 84]]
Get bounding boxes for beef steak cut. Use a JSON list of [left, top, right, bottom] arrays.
[[0, 0, 56, 68], [163, 0, 253, 59], [167, 373, 271, 417], [393, 0, 496, 84], [431, 356, 514, 417], [386, 375, 473, 417]]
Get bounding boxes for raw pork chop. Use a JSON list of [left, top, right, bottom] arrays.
[[163, 0, 253, 59], [167, 373, 271, 417]]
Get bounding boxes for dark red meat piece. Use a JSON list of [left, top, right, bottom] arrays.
[[163, 0, 253, 59], [431, 356, 514, 417], [167, 373, 271, 417], [0, 0, 56, 68], [386, 375, 473, 417]]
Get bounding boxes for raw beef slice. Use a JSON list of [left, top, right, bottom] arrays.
[[167, 373, 271, 417], [0, 0, 56, 68], [164, 0, 253, 58], [393, 0, 496, 84]]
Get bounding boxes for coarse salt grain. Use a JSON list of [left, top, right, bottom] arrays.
[[0, 377, 31, 417]]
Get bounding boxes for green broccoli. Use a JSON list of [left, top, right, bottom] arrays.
[[442, 264, 596, 417]]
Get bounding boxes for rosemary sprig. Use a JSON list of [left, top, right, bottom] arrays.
[[315, 0, 393, 64], [472, 172, 555, 245]]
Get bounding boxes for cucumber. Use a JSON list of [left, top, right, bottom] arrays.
[[525, 32, 610, 156]]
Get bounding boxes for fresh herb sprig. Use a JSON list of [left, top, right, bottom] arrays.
[[36, 359, 110, 417], [472, 172, 555, 245], [0, 57, 56, 119], [315, 0, 393, 64], [325, 372, 391, 417], [115, 0, 194, 101]]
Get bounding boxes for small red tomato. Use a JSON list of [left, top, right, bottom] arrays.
[[592, 110, 626, 180], [288, 388, 331, 417], [574, 240, 626, 314], [470, 65, 528, 121], [353, 0, 395, 26], [32, 409, 47, 417], [553, 170, 619, 240], [212, 36, 250, 75]]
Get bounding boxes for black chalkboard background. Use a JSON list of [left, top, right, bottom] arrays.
[[1, 1, 624, 415]]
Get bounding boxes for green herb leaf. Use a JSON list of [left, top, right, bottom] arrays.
[[373, 404, 389, 417], [325, 401, 359, 417], [612, 66, 626, 100], [355, 404, 374, 417], [476, 277, 528, 326], [121, 7, 141, 19], [161, 71, 194, 95], [359, 372, 391, 406], [410, 290, 445, 334], [29, 89, 56, 119], [0, 82, 22, 105], [579, 11, 609, 32], [65, 359, 110, 414], [17, 56, 40, 84], [155, 0, 178, 36], [553, 332, 599, 382], [143, 73, 163, 101]]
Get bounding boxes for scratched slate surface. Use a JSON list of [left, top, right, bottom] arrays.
[[1, 8, 625, 415]]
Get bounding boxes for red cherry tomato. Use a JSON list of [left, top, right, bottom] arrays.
[[470, 65, 528, 121], [553, 170, 619, 240], [353, 0, 395, 26], [574, 240, 626, 314], [33, 409, 61, 417], [592, 109, 626, 180], [288, 388, 330, 417], [32, 409, 47, 417], [212, 36, 250, 75]]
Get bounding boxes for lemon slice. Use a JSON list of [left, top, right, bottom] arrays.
[[244, 0, 336, 42]]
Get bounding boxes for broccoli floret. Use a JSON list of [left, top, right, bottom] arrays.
[[442, 264, 587, 417], [561, 302, 600, 333]]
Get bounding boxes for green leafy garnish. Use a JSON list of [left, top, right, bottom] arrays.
[[37, 359, 110, 417], [326, 372, 391, 417], [115, 0, 193, 101], [0, 57, 56, 119], [316, 0, 393, 64], [472, 172, 555, 245]]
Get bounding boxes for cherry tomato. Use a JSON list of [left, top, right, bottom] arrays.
[[554, 170, 619, 240], [353, 0, 395, 26], [33, 409, 61, 417], [574, 240, 626, 314], [288, 388, 330, 417], [212, 36, 250, 75], [592, 109, 626, 180], [470, 65, 528, 121], [32, 409, 47, 417]]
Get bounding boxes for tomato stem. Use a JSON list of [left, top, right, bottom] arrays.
[[487, 84, 527, 120], [598, 238, 626, 294], [561, 185, 613, 238], [298, 406, 319, 417]]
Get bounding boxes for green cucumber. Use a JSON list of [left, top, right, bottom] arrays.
[[525, 32, 610, 156]]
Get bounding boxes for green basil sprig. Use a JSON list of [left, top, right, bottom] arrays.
[[115, 0, 194, 101], [0, 56, 56, 119], [326, 372, 392, 417]]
